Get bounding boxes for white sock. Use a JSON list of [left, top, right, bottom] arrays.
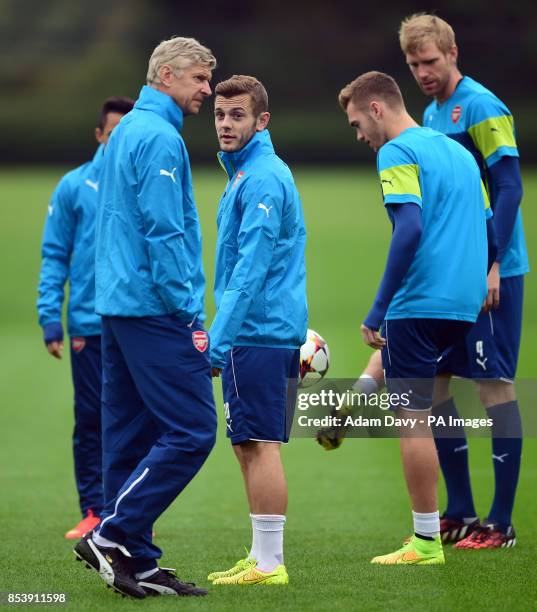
[[352, 373, 379, 395], [249, 513, 260, 561], [92, 531, 131, 557], [92, 531, 119, 548], [412, 510, 440, 538], [251, 514, 286, 572], [135, 568, 159, 580]]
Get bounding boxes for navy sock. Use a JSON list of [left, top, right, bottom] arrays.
[[486, 401, 522, 531], [432, 398, 477, 521]]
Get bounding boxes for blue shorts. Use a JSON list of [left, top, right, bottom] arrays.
[[381, 319, 473, 410], [221, 347, 300, 444], [437, 275, 524, 381]]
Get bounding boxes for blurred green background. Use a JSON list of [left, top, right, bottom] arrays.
[[1, 0, 536, 164]]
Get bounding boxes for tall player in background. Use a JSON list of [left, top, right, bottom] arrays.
[[400, 13, 526, 550], [37, 96, 134, 540], [320, 15, 525, 551]]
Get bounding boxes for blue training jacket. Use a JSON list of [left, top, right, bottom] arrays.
[[209, 130, 308, 369], [37, 146, 104, 337], [95, 86, 206, 321]]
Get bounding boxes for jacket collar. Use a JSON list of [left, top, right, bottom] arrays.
[[89, 144, 105, 175], [92, 144, 104, 163], [218, 129, 274, 178], [134, 85, 184, 132]]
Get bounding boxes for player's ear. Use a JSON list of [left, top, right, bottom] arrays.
[[448, 44, 458, 65], [369, 100, 382, 121], [95, 127, 104, 144], [158, 64, 175, 87], [256, 111, 270, 131]]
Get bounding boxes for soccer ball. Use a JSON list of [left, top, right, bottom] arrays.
[[299, 329, 330, 388]]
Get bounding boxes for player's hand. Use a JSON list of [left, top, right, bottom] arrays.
[[46, 341, 64, 359], [211, 367, 221, 377], [483, 262, 500, 311], [360, 324, 386, 349]]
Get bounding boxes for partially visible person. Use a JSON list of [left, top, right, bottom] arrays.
[[339, 71, 489, 565], [73, 36, 218, 599], [316, 351, 384, 450], [321, 16, 524, 551], [37, 96, 134, 539], [400, 12, 526, 549], [207, 75, 307, 586]]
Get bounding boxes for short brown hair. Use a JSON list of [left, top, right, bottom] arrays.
[[215, 75, 268, 117], [399, 13, 456, 55], [338, 71, 404, 112]]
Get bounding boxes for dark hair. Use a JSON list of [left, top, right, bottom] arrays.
[[98, 96, 135, 129], [215, 75, 268, 116], [338, 71, 404, 112]]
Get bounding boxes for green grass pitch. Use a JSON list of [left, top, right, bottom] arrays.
[[0, 166, 536, 611]]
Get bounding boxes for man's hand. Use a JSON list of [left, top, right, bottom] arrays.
[[360, 324, 386, 350], [483, 262, 500, 311], [43, 322, 64, 359], [211, 367, 221, 378], [46, 341, 64, 359]]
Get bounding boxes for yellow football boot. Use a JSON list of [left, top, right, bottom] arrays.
[[371, 535, 445, 565]]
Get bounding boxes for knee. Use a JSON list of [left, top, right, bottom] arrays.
[[365, 350, 385, 386], [477, 381, 516, 408], [72, 421, 100, 445], [432, 376, 452, 407], [198, 427, 217, 456], [193, 407, 218, 455], [238, 441, 279, 466]]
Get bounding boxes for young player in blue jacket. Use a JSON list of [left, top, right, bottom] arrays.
[[37, 96, 134, 540], [73, 37, 217, 599], [207, 76, 307, 586]]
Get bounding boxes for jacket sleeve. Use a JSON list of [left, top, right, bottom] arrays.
[[135, 134, 196, 317], [209, 175, 284, 368], [37, 176, 75, 328]]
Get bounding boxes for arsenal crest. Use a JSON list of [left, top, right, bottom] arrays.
[[232, 171, 245, 189], [192, 330, 209, 352], [451, 105, 462, 124], [71, 337, 86, 353]]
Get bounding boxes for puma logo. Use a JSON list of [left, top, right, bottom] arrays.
[[381, 178, 394, 187], [159, 167, 177, 183], [85, 179, 99, 192], [476, 357, 488, 370], [258, 203, 273, 217], [492, 453, 509, 463]]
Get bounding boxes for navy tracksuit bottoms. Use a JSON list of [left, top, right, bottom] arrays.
[[70, 335, 103, 516], [97, 315, 217, 571]]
